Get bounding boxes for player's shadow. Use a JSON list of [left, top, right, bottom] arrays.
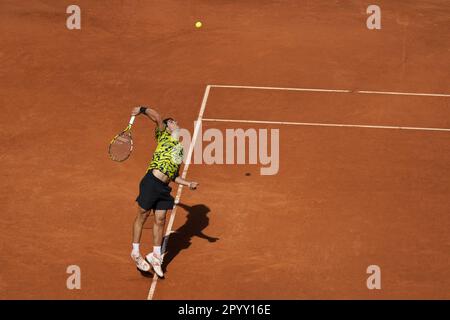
[[162, 203, 219, 272]]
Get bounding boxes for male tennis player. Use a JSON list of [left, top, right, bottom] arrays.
[[129, 106, 198, 277]]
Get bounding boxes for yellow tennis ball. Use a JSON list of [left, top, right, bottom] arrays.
[[195, 21, 202, 28]]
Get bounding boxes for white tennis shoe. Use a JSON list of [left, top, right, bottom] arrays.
[[146, 253, 164, 278], [131, 252, 151, 272]]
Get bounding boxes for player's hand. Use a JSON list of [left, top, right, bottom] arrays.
[[189, 181, 199, 190], [131, 107, 141, 116]]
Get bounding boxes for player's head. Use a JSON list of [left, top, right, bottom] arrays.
[[163, 117, 179, 132]]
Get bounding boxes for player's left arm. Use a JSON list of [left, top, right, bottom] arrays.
[[175, 177, 199, 190]]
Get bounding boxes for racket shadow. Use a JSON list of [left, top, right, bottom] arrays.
[[162, 203, 219, 272]]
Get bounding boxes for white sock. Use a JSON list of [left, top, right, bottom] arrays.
[[132, 243, 140, 255], [153, 246, 161, 257]]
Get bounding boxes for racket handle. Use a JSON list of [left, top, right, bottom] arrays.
[[129, 115, 136, 125]]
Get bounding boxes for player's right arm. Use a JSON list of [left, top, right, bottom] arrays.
[[131, 106, 164, 131]]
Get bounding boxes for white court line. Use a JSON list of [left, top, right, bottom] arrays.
[[357, 90, 450, 98], [147, 85, 212, 300], [202, 118, 450, 132], [210, 84, 351, 93], [210, 84, 450, 97]]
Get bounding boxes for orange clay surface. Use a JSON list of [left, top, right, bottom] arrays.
[[0, 0, 449, 299]]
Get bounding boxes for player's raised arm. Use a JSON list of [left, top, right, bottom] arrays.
[[131, 106, 165, 130]]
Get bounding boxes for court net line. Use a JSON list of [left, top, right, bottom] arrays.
[[202, 118, 450, 133]]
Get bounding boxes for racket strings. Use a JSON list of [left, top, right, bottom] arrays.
[[109, 132, 132, 161]]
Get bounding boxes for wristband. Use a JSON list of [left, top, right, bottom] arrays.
[[139, 106, 147, 114]]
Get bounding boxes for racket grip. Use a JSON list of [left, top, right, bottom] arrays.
[[129, 115, 136, 125]]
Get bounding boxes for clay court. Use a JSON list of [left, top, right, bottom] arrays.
[[1, 1, 449, 299]]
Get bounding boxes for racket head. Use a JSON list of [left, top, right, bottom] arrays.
[[108, 130, 133, 162]]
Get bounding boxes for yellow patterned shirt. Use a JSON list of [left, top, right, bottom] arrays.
[[147, 127, 183, 180]]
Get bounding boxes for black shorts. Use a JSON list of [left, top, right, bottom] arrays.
[[135, 170, 174, 211]]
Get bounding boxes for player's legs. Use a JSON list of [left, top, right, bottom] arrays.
[[135, 171, 172, 277], [131, 205, 152, 272], [132, 205, 151, 244], [152, 209, 167, 247], [146, 209, 167, 277]]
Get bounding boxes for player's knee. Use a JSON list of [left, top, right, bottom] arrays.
[[155, 216, 165, 226], [137, 211, 149, 221]]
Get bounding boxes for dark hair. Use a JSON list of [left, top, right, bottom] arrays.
[[163, 118, 174, 128]]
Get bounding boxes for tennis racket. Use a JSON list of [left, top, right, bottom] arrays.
[[108, 115, 136, 162]]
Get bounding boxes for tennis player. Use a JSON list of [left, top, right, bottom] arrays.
[[130, 106, 199, 277]]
